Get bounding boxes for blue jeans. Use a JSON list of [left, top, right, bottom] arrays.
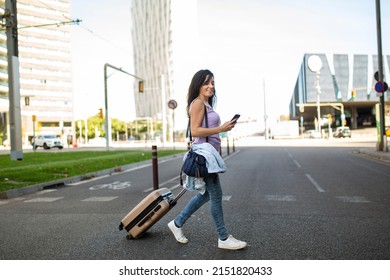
[[174, 174, 229, 240]]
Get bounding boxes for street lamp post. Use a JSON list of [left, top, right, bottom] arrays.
[[315, 71, 321, 134], [104, 63, 143, 151], [263, 78, 268, 140], [308, 55, 323, 137], [375, 0, 388, 152], [3, 0, 23, 160]]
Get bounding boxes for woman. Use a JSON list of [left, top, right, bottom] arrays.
[[168, 69, 247, 250]]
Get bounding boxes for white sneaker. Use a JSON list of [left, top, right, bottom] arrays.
[[168, 220, 188, 244], [218, 235, 247, 250]]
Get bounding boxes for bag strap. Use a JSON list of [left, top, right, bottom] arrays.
[[181, 104, 209, 186], [187, 104, 208, 143]]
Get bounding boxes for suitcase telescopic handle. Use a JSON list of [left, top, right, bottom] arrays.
[[169, 188, 187, 208]]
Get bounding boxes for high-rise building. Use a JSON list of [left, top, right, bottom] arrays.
[[130, 0, 199, 142], [0, 0, 73, 146], [131, 0, 173, 120]]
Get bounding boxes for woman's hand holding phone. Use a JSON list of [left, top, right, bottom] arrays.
[[231, 114, 240, 123]]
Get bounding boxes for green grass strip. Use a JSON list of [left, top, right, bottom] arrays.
[[0, 149, 184, 193]]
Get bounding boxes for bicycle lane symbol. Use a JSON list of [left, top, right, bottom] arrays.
[[89, 181, 131, 190]]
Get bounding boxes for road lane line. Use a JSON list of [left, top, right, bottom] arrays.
[[293, 159, 301, 168], [223, 149, 241, 161], [336, 196, 371, 203], [24, 197, 64, 203], [305, 174, 325, 192], [82, 196, 118, 202], [223, 195, 232, 201], [143, 176, 181, 192], [67, 174, 110, 186], [37, 189, 57, 195], [68, 156, 181, 186], [265, 195, 297, 201]]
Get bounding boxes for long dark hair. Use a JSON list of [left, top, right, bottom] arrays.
[[186, 69, 217, 116]]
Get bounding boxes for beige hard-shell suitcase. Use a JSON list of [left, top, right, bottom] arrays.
[[119, 188, 186, 239]]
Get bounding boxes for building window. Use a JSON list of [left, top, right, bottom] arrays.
[[40, 122, 60, 127]]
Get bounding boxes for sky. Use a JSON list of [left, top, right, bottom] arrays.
[[70, 0, 390, 130]]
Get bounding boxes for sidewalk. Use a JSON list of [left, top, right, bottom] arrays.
[[358, 147, 390, 162]]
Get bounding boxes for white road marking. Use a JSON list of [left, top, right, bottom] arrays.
[[305, 174, 325, 192], [336, 196, 371, 203], [24, 197, 64, 203], [293, 160, 301, 168], [223, 195, 232, 201], [82, 196, 118, 202], [67, 155, 183, 187], [265, 195, 297, 201], [143, 176, 181, 192], [67, 174, 110, 186], [37, 189, 57, 195]]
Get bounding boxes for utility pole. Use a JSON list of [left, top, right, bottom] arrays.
[[3, 0, 23, 160], [375, 0, 388, 152], [263, 78, 268, 140]]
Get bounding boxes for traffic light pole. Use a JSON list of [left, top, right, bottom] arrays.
[[103, 63, 144, 151], [375, 0, 388, 152], [3, 0, 23, 160]]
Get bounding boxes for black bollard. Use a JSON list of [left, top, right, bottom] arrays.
[[152, 145, 159, 190]]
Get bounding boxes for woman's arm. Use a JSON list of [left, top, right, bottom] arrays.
[[190, 99, 236, 137]]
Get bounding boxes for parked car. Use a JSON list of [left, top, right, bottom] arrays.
[[386, 127, 390, 137], [333, 126, 351, 138], [32, 135, 63, 150], [303, 130, 321, 139]]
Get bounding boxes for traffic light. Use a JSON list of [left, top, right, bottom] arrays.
[[138, 81, 144, 93], [351, 90, 356, 100], [327, 114, 332, 124], [98, 108, 103, 118]]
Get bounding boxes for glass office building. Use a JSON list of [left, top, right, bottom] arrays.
[[290, 53, 390, 130]]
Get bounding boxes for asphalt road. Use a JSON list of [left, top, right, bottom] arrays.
[[0, 141, 390, 260]]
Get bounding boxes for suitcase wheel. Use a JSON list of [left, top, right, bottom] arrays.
[[119, 223, 124, 231]]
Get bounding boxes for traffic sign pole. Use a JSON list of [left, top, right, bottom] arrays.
[[375, 0, 388, 152]]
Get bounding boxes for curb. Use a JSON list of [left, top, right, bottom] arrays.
[[357, 149, 390, 162]]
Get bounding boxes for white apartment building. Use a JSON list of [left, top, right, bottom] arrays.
[[0, 0, 73, 146]]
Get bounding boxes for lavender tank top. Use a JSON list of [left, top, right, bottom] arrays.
[[192, 102, 221, 151]]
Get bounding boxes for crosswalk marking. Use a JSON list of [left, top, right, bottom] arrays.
[[0, 194, 373, 205], [82, 196, 118, 202], [265, 195, 297, 201], [336, 196, 371, 203], [24, 197, 64, 203]]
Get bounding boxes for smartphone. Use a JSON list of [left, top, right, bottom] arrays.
[[231, 114, 240, 122]]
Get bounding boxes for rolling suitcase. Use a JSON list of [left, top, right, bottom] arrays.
[[119, 188, 186, 239]]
